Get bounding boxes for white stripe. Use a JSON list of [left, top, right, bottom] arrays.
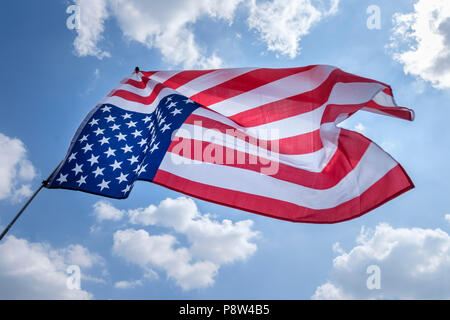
[[174, 122, 339, 172], [113, 80, 156, 97], [372, 91, 397, 107], [207, 65, 336, 117], [175, 68, 258, 98], [100, 87, 178, 114], [192, 82, 385, 139], [159, 142, 397, 210], [150, 70, 182, 83]]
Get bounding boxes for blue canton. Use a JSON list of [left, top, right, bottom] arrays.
[[47, 94, 199, 199]]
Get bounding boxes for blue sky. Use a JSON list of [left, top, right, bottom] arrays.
[[0, 0, 450, 299]]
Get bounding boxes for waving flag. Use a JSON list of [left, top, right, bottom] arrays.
[[46, 65, 414, 223]]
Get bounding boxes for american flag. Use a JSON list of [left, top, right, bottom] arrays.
[[46, 65, 414, 223]]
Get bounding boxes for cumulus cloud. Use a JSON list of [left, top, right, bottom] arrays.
[[93, 200, 125, 222], [0, 236, 103, 299], [247, 0, 339, 58], [96, 197, 259, 290], [390, 0, 450, 89], [0, 133, 37, 203], [62, 244, 104, 268], [71, 0, 244, 68], [69, 0, 340, 66], [312, 221, 450, 299], [113, 229, 219, 290], [72, 0, 110, 59]]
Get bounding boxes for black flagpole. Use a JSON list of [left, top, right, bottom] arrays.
[[0, 182, 46, 241], [0, 163, 61, 242]]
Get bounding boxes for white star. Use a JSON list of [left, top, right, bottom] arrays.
[[105, 115, 116, 123], [167, 101, 177, 109], [138, 164, 147, 176], [68, 152, 77, 162], [131, 129, 142, 138], [143, 145, 149, 153], [56, 173, 68, 184], [126, 120, 137, 128], [88, 118, 99, 126], [87, 154, 99, 166], [158, 117, 166, 126], [97, 179, 110, 191], [121, 144, 133, 153], [98, 136, 110, 145], [150, 142, 159, 153], [104, 147, 116, 158], [156, 110, 162, 121], [110, 123, 121, 131], [170, 108, 182, 116], [147, 122, 154, 130], [82, 143, 93, 153], [133, 164, 142, 174], [121, 184, 131, 193], [79, 134, 89, 142], [160, 123, 171, 133], [76, 175, 87, 186], [137, 138, 147, 147], [166, 96, 173, 103], [115, 132, 127, 141], [150, 136, 156, 145], [116, 172, 128, 184], [184, 98, 194, 104], [72, 163, 83, 176], [142, 116, 152, 123], [92, 166, 104, 178], [122, 113, 132, 119], [128, 155, 139, 165], [93, 127, 105, 136], [101, 105, 111, 112], [110, 160, 122, 171]]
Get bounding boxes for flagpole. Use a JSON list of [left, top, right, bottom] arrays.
[[0, 163, 61, 242]]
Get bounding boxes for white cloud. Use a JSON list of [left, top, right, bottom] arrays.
[[0, 133, 37, 203], [62, 244, 104, 269], [98, 197, 259, 290], [72, 0, 244, 68], [70, 0, 340, 66], [247, 0, 339, 58], [0, 236, 103, 299], [390, 0, 450, 89], [127, 197, 259, 265], [353, 123, 366, 134], [93, 200, 125, 222], [312, 222, 450, 299], [72, 0, 110, 59], [113, 229, 219, 290], [114, 279, 143, 289], [445, 214, 450, 224]]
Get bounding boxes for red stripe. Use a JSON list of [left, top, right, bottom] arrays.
[[321, 101, 413, 124], [365, 100, 414, 121], [152, 164, 413, 223], [111, 82, 165, 105], [167, 129, 371, 189], [141, 71, 157, 78], [189, 66, 317, 107], [185, 113, 323, 155], [123, 77, 150, 89], [228, 69, 394, 127], [163, 70, 216, 89]]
